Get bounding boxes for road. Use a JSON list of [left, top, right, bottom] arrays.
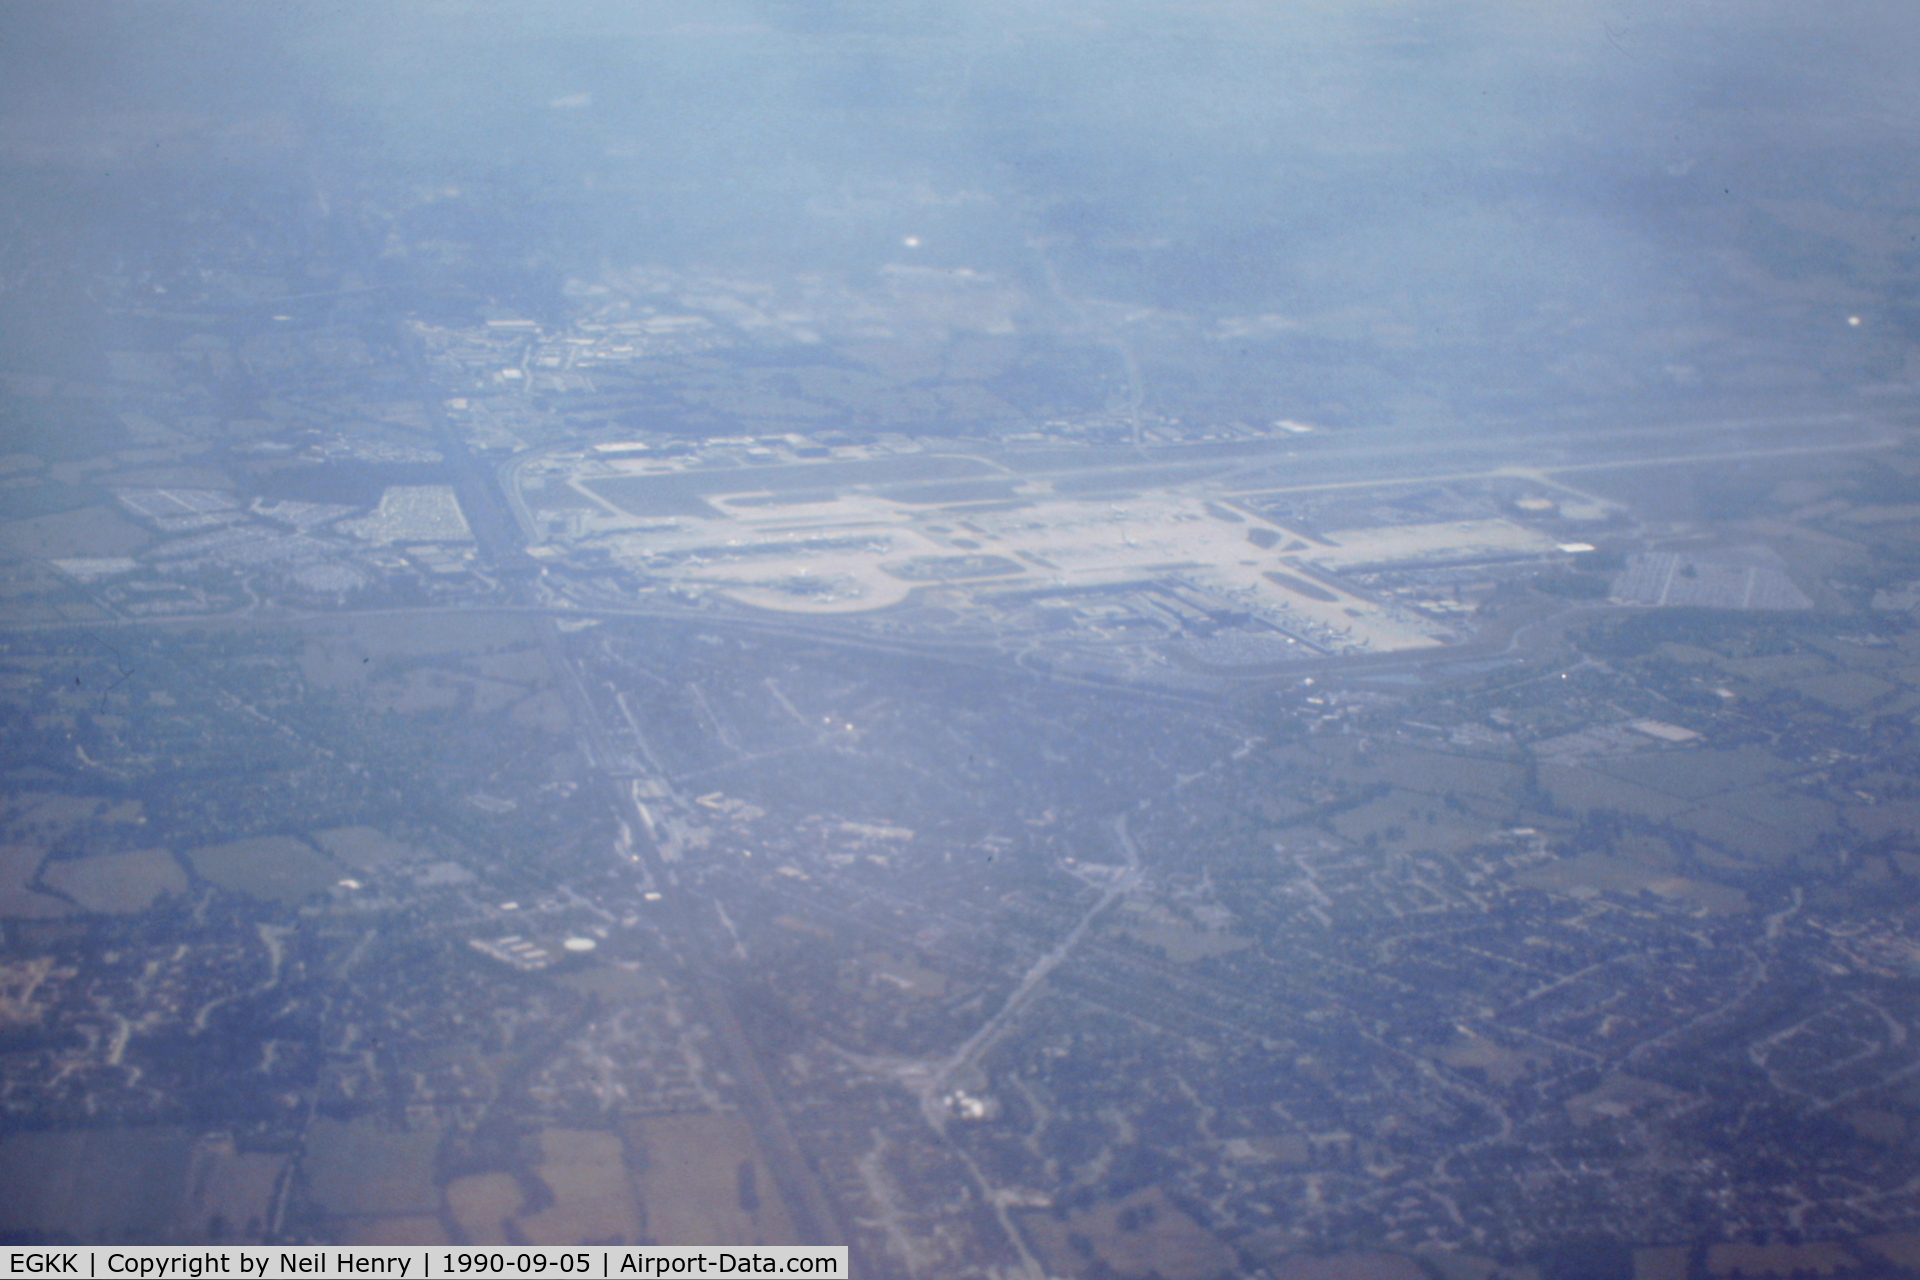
[[399, 326, 855, 1252]]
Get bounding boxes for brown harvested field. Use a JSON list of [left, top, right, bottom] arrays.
[[1632, 1245, 1691, 1280], [185, 835, 342, 904], [516, 1128, 642, 1245], [1704, 1240, 1855, 1276], [175, 1137, 285, 1242], [0, 1127, 193, 1240], [1843, 1107, 1906, 1144], [301, 1116, 440, 1217], [623, 1112, 800, 1246], [1864, 1233, 1920, 1268], [447, 1172, 521, 1245], [1022, 1187, 1234, 1280], [1269, 1253, 1429, 1280], [1411, 1249, 1537, 1280], [42, 848, 185, 912], [337, 1216, 449, 1245]]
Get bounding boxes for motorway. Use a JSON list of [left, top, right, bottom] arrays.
[[412, 329, 858, 1253]]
